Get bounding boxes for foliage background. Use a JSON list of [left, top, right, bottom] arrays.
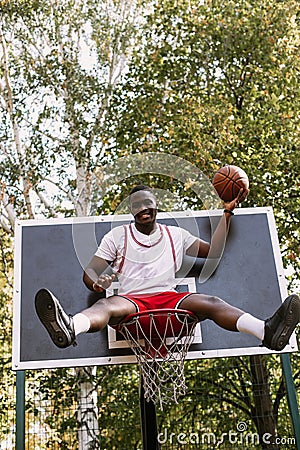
[[0, 0, 299, 448]]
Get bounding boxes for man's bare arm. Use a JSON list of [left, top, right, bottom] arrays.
[[83, 256, 115, 292], [186, 188, 249, 259]]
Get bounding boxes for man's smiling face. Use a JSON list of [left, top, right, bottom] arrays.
[[130, 190, 158, 226]]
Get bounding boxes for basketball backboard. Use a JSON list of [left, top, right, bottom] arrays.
[[12, 207, 297, 370]]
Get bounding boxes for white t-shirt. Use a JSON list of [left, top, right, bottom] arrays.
[[95, 223, 198, 295]]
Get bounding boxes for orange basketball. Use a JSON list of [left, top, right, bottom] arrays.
[[212, 165, 249, 202]]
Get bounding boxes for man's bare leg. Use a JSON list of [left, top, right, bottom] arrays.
[[180, 293, 244, 331], [35, 289, 136, 348], [79, 296, 137, 332], [180, 293, 300, 351]]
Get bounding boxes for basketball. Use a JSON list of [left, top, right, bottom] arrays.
[[212, 165, 249, 202]]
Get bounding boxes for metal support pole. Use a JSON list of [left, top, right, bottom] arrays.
[[140, 378, 160, 450], [281, 354, 300, 449], [16, 370, 25, 450]]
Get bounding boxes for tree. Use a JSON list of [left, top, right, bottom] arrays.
[[0, 0, 144, 221], [0, 0, 144, 447]]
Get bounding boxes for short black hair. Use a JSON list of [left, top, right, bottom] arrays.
[[129, 185, 153, 196]]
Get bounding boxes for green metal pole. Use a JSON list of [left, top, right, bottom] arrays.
[[16, 370, 25, 450], [281, 354, 300, 449]]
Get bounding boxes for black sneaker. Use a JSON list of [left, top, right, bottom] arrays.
[[263, 294, 300, 351], [35, 288, 77, 348]]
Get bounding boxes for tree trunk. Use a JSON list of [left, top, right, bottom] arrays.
[[76, 367, 100, 449], [0, 26, 35, 221], [250, 355, 280, 450], [75, 164, 92, 218], [75, 163, 100, 449]]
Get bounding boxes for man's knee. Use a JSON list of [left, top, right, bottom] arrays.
[[85, 295, 135, 330], [204, 295, 224, 305], [184, 294, 224, 307], [180, 294, 226, 320], [107, 295, 136, 317]]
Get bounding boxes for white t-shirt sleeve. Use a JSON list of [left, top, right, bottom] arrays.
[[94, 227, 124, 262], [180, 227, 199, 252]]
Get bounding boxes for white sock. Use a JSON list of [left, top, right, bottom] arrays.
[[236, 313, 265, 341], [73, 313, 91, 336]]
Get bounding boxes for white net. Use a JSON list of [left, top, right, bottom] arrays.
[[117, 309, 198, 409]]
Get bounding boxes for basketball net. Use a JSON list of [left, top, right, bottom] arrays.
[[117, 309, 198, 410]]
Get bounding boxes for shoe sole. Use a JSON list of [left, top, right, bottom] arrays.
[[270, 295, 300, 351], [35, 289, 71, 348]]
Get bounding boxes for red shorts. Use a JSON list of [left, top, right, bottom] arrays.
[[113, 291, 196, 342], [117, 291, 192, 313]]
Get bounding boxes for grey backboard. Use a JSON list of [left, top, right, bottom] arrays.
[[12, 207, 297, 370]]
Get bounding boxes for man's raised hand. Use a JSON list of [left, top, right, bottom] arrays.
[[224, 187, 249, 212]]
